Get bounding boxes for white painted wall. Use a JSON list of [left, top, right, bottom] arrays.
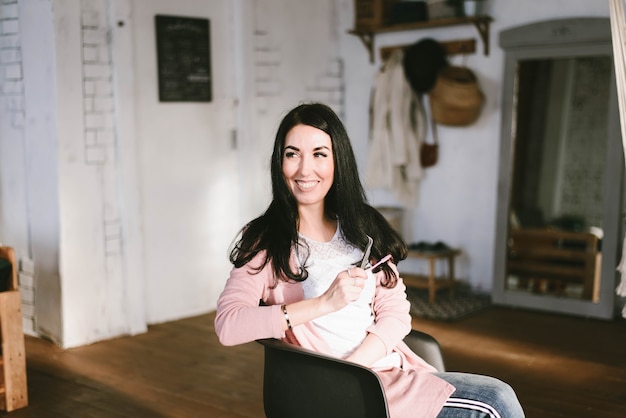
[[237, 0, 343, 222], [0, 0, 31, 317], [131, 0, 241, 324], [2, 0, 244, 347], [54, 0, 105, 347], [0, 0, 29, 257], [339, 0, 611, 291], [130, 0, 343, 324], [25, 0, 148, 347], [19, 0, 63, 342]]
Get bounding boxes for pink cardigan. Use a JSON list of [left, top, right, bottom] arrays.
[[215, 251, 455, 418]]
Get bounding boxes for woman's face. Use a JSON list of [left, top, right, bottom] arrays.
[[282, 124, 334, 211]]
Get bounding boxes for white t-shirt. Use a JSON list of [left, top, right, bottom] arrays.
[[298, 227, 401, 368]]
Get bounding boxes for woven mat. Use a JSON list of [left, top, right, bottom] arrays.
[[406, 283, 492, 321]]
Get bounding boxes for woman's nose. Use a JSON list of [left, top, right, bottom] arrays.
[[298, 155, 312, 175]]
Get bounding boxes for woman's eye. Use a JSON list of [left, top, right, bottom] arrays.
[[284, 151, 298, 158], [314, 152, 328, 158]]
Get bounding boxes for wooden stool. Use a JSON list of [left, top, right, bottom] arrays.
[[0, 246, 28, 412], [401, 248, 460, 303]]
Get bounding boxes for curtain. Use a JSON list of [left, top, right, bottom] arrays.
[[609, 0, 626, 317]]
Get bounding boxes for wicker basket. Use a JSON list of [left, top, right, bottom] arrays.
[[429, 66, 484, 126]]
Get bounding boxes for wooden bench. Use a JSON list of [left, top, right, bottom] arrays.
[[401, 248, 461, 303], [0, 246, 28, 412]]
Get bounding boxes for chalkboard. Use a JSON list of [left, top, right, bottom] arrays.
[[155, 15, 212, 102]]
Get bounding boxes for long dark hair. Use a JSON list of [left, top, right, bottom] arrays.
[[229, 103, 407, 287]]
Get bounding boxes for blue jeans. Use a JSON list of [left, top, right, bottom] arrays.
[[433, 372, 525, 418]]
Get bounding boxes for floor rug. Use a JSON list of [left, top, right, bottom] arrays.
[[406, 283, 492, 321]]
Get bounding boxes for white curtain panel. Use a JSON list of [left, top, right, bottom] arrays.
[[609, 0, 626, 317]]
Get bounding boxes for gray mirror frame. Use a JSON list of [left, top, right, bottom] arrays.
[[492, 18, 623, 319]]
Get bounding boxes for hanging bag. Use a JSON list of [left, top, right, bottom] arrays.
[[421, 118, 439, 168], [429, 65, 484, 126]]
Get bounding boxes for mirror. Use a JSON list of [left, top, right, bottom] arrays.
[[492, 18, 624, 319]]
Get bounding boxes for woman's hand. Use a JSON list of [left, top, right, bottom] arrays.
[[279, 267, 369, 331], [320, 267, 368, 312]]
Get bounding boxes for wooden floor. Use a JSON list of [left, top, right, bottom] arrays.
[[2, 305, 626, 417]]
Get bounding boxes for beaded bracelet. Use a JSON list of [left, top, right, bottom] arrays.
[[281, 304, 292, 330]]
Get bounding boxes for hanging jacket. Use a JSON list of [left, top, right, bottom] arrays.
[[366, 49, 426, 206]]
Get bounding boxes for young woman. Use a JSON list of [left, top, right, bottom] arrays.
[[215, 103, 524, 418]]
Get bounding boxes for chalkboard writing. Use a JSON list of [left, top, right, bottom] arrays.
[[155, 15, 212, 102]]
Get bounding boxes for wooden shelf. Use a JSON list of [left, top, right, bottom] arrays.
[[349, 15, 493, 63], [402, 273, 457, 290]]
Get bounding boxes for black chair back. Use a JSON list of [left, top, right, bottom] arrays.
[[404, 329, 446, 373], [258, 338, 389, 418], [258, 329, 446, 418]]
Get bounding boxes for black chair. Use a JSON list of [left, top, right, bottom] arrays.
[[257, 329, 445, 418]]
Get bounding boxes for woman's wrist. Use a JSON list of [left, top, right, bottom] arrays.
[[281, 304, 292, 330], [281, 296, 333, 331], [316, 292, 339, 316]]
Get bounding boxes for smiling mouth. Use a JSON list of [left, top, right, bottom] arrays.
[[296, 181, 318, 190]]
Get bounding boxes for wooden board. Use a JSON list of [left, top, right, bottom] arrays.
[[380, 38, 476, 61], [0, 246, 28, 412], [0, 290, 28, 411]]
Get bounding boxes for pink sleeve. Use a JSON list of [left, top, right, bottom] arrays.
[[214, 253, 286, 346], [366, 262, 412, 355]]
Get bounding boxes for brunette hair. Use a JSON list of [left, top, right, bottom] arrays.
[[229, 103, 407, 287]]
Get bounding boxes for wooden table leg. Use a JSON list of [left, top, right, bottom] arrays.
[[402, 248, 461, 304], [447, 254, 456, 300], [428, 258, 436, 303]]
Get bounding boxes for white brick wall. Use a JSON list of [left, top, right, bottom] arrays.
[[81, 0, 113, 166], [1, 0, 24, 130], [306, 57, 345, 117], [18, 257, 34, 335], [254, 29, 282, 108], [1, 0, 31, 332], [251, 0, 345, 117], [80, 0, 124, 293]]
